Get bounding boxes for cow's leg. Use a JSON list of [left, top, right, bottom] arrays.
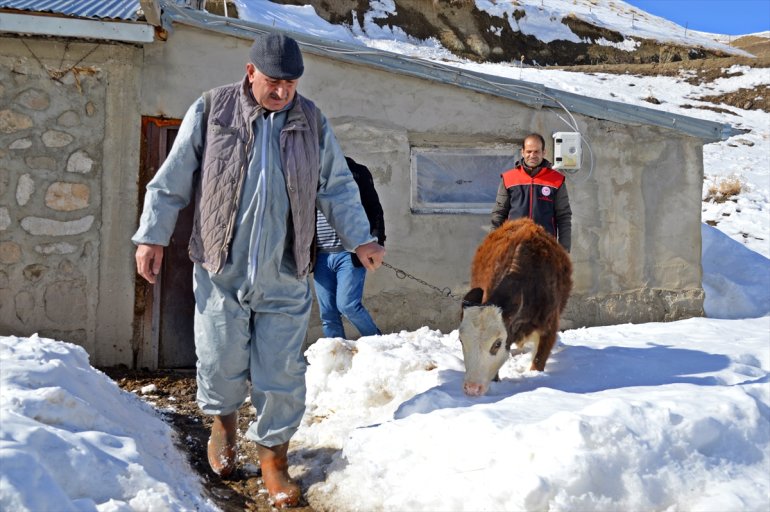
[[530, 330, 557, 371]]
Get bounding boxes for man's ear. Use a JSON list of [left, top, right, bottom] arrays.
[[246, 62, 257, 82]]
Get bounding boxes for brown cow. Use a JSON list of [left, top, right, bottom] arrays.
[[459, 218, 572, 396]]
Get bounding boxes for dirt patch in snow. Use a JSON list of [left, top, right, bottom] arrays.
[[102, 367, 318, 512], [698, 84, 770, 113], [555, 36, 770, 114]]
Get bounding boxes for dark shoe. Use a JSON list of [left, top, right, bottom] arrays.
[[256, 442, 301, 508], [207, 412, 238, 477]]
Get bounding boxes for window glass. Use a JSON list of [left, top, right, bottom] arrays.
[[411, 146, 518, 214]]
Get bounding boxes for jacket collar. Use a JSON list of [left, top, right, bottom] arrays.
[[516, 158, 552, 176]]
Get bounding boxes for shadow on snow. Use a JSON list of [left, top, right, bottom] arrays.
[[395, 342, 735, 418]]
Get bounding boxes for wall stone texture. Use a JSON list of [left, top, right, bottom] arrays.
[[0, 42, 105, 353]]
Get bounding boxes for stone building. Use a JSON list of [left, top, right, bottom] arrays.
[[0, 0, 735, 369]]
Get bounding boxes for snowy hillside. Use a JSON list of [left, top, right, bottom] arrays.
[[472, 0, 746, 52], [245, 0, 752, 64]]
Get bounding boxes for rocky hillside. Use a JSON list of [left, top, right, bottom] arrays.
[[554, 33, 770, 113], [245, 0, 742, 65], [207, 0, 768, 112]]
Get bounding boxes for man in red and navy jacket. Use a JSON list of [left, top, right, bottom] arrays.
[[491, 133, 572, 251]]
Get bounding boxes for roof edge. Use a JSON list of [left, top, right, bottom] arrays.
[[0, 11, 155, 43]]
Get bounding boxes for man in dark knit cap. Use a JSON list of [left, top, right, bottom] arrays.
[[133, 32, 385, 508]]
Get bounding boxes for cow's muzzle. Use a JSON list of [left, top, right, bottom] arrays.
[[463, 381, 487, 396]]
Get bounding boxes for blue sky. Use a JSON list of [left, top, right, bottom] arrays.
[[625, 0, 770, 35]]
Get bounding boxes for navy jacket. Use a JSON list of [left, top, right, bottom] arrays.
[[490, 159, 572, 251], [347, 157, 386, 266]]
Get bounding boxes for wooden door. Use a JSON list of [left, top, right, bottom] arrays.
[[135, 117, 196, 368]]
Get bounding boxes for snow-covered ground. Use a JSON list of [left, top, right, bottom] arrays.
[[0, 337, 218, 511], [1, 1, 769, 511]]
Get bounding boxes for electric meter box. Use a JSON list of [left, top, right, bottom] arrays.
[[552, 132, 582, 170]]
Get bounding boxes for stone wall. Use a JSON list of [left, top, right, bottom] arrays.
[[0, 36, 141, 365]]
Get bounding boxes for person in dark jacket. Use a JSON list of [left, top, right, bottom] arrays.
[[314, 157, 385, 338], [490, 133, 572, 251]]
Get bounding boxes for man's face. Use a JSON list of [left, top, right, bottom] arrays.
[[246, 63, 298, 112], [522, 137, 545, 168]]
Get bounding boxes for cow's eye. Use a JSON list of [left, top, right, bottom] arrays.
[[490, 338, 503, 355]]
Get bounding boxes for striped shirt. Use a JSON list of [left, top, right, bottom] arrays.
[[316, 210, 343, 252]]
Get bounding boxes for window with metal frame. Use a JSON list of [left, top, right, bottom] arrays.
[[410, 146, 519, 214]]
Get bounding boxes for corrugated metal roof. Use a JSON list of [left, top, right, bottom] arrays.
[[0, 0, 141, 21], [162, 3, 736, 142]]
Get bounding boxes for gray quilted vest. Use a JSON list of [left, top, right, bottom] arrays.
[[188, 76, 321, 278]]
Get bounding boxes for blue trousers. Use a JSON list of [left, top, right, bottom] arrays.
[[313, 251, 380, 339]]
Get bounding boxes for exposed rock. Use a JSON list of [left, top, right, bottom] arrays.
[[57, 110, 81, 127], [45, 182, 90, 211], [16, 88, 50, 110], [21, 215, 94, 236], [697, 84, 770, 113], [0, 207, 9, 230], [23, 264, 48, 282], [35, 242, 78, 255], [0, 241, 22, 264], [42, 130, 74, 148], [0, 109, 33, 133], [66, 150, 95, 174], [9, 138, 32, 149], [268, 0, 737, 65], [16, 174, 35, 206]]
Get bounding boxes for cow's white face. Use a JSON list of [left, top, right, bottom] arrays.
[[459, 305, 508, 396]]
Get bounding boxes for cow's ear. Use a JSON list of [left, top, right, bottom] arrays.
[[462, 288, 484, 308], [488, 275, 522, 312]]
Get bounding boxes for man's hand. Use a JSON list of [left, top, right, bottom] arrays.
[[355, 242, 385, 271], [136, 244, 164, 284]]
